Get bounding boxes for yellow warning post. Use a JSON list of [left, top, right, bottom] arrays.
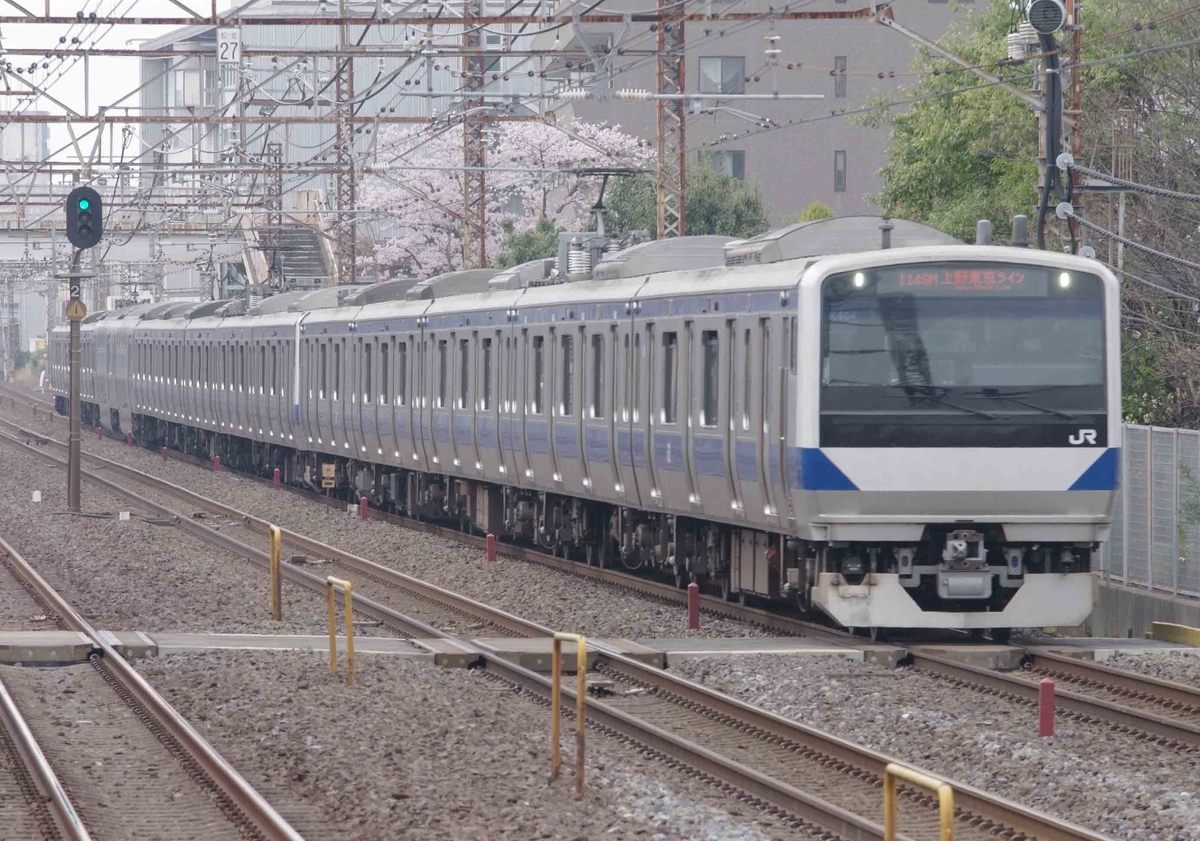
[[550, 632, 587, 797], [883, 762, 954, 841], [269, 525, 282, 621], [326, 576, 355, 685]]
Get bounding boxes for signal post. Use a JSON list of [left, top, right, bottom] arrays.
[[61, 186, 103, 513]]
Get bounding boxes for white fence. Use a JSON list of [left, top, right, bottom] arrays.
[[1103, 425, 1200, 598]]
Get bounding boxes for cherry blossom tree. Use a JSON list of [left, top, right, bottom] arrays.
[[358, 119, 652, 278]]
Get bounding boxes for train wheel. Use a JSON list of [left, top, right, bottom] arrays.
[[991, 628, 1012, 644]]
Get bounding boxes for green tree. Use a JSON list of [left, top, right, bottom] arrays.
[[795, 201, 834, 223], [605, 163, 770, 240], [858, 3, 1037, 243], [496, 217, 560, 268]]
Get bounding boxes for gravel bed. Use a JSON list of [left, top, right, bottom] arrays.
[[675, 654, 1200, 840], [0, 401, 770, 641], [0, 663, 245, 840], [1105, 649, 1200, 688], [136, 650, 809, 841], [0, 438, 375, 636]]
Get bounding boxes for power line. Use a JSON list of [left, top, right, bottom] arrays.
[[1056, 203, 1200, 275]]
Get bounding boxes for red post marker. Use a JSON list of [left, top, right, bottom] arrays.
[[161, 447, 168, 461], [359, 495, 368, 520], [1039, 678, 1055, 737], [97, 427, 103, 440], [687, 582, 700, 631], [273, 468, 281, 489], [213, 455, 221, 472], [126, 433, 133, 447], [486, 533, 497, 563]]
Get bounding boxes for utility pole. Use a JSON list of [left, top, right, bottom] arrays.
[[1064, 0, 1083, 251], [461, 0, 487, 268], [655, 0, 685, 239], [334, 2, 358, 284]]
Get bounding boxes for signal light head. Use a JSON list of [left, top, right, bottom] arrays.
[[78, 198, 90, 211]]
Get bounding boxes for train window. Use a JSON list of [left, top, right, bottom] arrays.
[[662, 331, 678, 424], [437, 339, 448, 409], [222, 346, 228, 390], [240, 344, 247, 391], [364, 343, 373, 404], [532, 335, 545, 414], [320, 343, 328, 399], [561, 334, 574, 416], [397, 341, 407, 406], [632, 332, 641, 423], [701, 330, 719, 427], [334, 341, 342, 400], [760, 320, 770, 430], [380, 341, 390, 405], [204, 347, 210, 388], [459, 338, 470, 410], [590, 334, 604, 419], [259, 347, 266, 394], [789, 317, 798, 372], [742, 329, 752, 431], [270, 346, 278, 396], [481, 338, 492, 411]]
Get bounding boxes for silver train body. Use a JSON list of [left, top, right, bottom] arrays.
[[49, 229, 1120, 634]]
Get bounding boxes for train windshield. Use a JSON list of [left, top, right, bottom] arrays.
[[820, 262, 1106, 448]]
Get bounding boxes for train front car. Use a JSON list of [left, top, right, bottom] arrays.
[[793, 246, 1120, 636]]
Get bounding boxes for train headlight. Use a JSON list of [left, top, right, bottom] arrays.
[[852, 272, 866, 289], [1058, 272, 1071, 289]]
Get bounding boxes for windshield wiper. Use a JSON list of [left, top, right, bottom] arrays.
[[973, 388, 1073, 419], [900, 386, 996, 419]]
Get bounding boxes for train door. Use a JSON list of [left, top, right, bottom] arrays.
[[497, 329, 521, 487], [475, 329, 501, 481], [629, 320, 662, 510], [554, 326, 586, 498], [612, 314, 640, 508], [582, 325, 615, 503], [524, 327, 554, 486], [509, 328, 532, 486], [464, 331, 484, 477], [397, 335, 420, 466], [378, 336, 395, 462], [732, 317, 770, 530], [653, 319, 696, 515], [413, 330, 431, 470], [446, 332, 468, 474], [691, 318, 734, 523], [364, 337, 383, 458], [348, 337, 364, 457]]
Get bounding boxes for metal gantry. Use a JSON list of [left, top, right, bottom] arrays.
[[655, 0, 686, 240]]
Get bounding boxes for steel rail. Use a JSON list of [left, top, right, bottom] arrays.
[[0, 532, 306, 841], [0, 670, 91, 841], [908, 648, 1200, 749], [1024, 648, 1200, 708], [0, 419, 1109, 841]]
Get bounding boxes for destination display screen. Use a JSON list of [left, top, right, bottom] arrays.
[[824, 263, 1103, 300]]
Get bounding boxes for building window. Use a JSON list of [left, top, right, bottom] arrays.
[[834, 150, 847, 193], [560, 334, 574, 416], [485, 33, 502, 73], [701, 331, 719, 427], [834, 56, 847, 98], [706, 150, 745, 180], [662, 331, 678, 424], [698, 56, 745, 95]]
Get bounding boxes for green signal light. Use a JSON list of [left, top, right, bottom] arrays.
[[78, 198, 90, 210]]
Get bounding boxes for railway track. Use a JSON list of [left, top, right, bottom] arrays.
[[0, 533, 304, 841], [0, 401, 1109, 841], [0, 665, 89, 840]]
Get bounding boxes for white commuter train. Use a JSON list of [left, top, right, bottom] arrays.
[[49, 217, 1120, 638]]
